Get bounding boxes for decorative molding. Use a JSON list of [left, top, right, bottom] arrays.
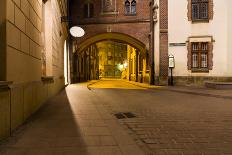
[[169, 43, 186, 47], [160, 29, 168, 33], [77, 19, 150, 25], [187, 35, 215, 43]]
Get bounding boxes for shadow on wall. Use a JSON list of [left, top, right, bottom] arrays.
[[0, 78, 65, 142], [0, 87, 90, 154]]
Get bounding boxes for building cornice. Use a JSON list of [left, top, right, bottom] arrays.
[[77, 19, 150, 25]]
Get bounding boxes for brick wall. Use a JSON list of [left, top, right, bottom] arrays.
[[159, 0, 168, 77], [70, 0, 150, 48]]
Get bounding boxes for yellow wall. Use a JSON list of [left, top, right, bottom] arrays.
[[0, 0, 68, 141]]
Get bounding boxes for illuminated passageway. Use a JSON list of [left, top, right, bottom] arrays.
[[72, 38, 149, 83]]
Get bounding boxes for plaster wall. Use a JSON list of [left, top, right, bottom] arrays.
[[227, 0, 232, 75], [168, 0, 230, 77]]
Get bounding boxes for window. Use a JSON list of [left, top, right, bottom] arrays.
[[191, 0, 209, 20], [125, 0, 136, 15], [84, 3, 94, 18], [191, 42, 208, 70]]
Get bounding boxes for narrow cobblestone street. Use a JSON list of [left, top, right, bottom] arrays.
[[1, 79, 232, 155]]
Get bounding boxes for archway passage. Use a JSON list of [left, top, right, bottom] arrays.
[[71, 33, 150, 84], [77, 32, 146, 54]]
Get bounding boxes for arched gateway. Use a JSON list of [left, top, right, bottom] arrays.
[[69, 0, 151, 83], [72, 32, 150, 83]]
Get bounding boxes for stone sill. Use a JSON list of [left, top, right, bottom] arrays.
[[192, 19, 209, 24], [0, 81, 13, 89], [191, 68, 209, 73], [100, 11, 119, 16]]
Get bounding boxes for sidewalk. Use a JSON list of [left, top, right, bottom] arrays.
[[163, 85, 232, 99], [0, 84, 144, 155], [123, 80, 232, 99]]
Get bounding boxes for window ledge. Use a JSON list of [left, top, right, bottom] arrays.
[[124, 13, 137, 16], [100, 11, 119, 16], [191, 19, 209, 23], [191, 68, 209, 73]]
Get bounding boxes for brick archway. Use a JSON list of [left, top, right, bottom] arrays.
[[76, 32, 147, 54]]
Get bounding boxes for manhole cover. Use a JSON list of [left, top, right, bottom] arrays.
[[114, 112, 136, 119]]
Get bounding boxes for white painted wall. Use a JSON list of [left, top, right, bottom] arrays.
[[168, 0, 231, 77], [227, 0, 232, 75]]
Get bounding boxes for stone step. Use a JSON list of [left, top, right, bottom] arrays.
[[205, 81, 232, 89]]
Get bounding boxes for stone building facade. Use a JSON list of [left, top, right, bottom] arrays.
[[0, 0, 68, 140], [154, 0, 232, 85]]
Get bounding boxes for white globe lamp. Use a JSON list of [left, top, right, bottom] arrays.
[[70, 26, 85, 38]]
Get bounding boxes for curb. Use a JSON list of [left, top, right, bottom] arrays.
[[122, 80, 163, 89], [86, 80, 101, 90]]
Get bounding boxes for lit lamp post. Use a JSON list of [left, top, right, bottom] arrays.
[[70, 26, 85, 42]]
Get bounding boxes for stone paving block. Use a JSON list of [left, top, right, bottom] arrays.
[[52, 137, 84, 148], [82, 127, 111, 136], [119, 144, 145, 155]]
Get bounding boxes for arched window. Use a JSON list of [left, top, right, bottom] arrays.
[[192, 0, 208, 20], [84, 3, 94, 18], [125, 0, 130, 15], [125, 0, 136, 15]]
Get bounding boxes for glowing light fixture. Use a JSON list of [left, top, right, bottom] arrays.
[[123, 62, 128, 68], [70, 26, 85, 38]]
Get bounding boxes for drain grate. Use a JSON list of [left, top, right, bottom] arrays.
[[114, 112, 136, 119], [123, 112, 136, 118]]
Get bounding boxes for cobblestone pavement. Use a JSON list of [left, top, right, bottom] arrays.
[[90, 80, 232, 155], [1, 79, 232, 155]]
